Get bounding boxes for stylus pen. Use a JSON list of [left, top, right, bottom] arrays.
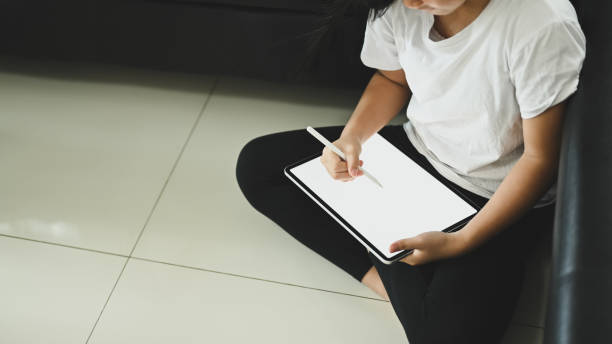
[[306, 126, 383, 189]]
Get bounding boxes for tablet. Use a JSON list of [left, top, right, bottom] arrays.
[[284, 132, 480, 265]]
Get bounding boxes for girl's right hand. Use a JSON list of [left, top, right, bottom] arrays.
[[319, 134, 364, 182]]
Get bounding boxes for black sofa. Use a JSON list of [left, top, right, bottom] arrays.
[[544, 1, 612, 343], [1, 1, 610, 343], [0, 0, 372, 88]]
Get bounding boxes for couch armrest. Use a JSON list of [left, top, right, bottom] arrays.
[[544, 3, 612, 343]]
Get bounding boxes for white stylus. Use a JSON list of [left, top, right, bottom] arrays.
[[306, 126, 383, 189]]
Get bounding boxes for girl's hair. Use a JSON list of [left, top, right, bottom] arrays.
[[296, 0, 395, 82], [364, 0, 397, 20]]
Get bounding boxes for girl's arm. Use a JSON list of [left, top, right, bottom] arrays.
[[341, 69, 412, 144], [390, 101, 566, 264], [456, 101, 565, 252], [320, 69, 412, 183]]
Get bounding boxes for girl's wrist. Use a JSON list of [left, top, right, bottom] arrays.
[[340, 128, 365, 144], [450, 229, 473, 255]]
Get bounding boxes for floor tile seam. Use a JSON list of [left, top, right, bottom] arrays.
[[130, 255, 388, 303], [0, 231, 544, 331], [86, 77, 219, 344], [0, 233, 128, 259], [84, 257, 131, 344], [126, 76, 220, 258], [106, 257, 547, 330], [131, 253, 547, 330]]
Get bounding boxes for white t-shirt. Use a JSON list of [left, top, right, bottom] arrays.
[[360, 0, 586, 207]]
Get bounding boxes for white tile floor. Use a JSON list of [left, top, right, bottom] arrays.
[[0, 57, 549, 343]]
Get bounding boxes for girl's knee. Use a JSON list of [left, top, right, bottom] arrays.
[[235, 137, 268, 198]]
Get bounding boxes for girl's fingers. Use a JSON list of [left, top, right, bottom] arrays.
[[336, 172, 354, 181], [332, 161, 365, 181], [335, 160, 364, 172], [334, 161, 348, 172]]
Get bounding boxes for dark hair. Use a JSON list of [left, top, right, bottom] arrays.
[[365, 0, 397, 20], [295, 0, 395, 83]]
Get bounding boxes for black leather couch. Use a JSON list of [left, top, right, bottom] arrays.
[[544, 1, 612, 343], [1, 1, 609, 343], [0, 0, 372, 88]]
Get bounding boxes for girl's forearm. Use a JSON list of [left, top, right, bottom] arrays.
[[456, 154, 558, 253], [341, 72, 411, 144]]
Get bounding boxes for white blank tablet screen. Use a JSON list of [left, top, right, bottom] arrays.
[[290, 133, 477, 259]]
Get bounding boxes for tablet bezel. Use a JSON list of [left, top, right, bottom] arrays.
[[284, 152, 482, 265]]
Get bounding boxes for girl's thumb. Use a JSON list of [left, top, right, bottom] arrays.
[[347, 156, 362, 177]]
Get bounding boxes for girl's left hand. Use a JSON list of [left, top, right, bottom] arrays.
[[389, 231, 468, 266]]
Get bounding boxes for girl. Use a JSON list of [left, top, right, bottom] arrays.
[[236, 0, 585, 342]]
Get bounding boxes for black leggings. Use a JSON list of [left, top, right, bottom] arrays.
[[235, 124, 554, 344]]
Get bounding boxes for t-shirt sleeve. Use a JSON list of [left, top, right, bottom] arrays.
[[360, 9, 402, 71], [509, 20, 586, 119]]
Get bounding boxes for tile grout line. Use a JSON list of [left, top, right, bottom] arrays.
[[0, 231, 545, 330], [128, 256, 545, 330], [84, 254, 130, 344], [84, 76, 220, 344], [1, 231, 545, 330], [0, 233, 128, 259], [1, 231, 391, 305], [127, 76, 219, 258], [130, 256, 389, 303]]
